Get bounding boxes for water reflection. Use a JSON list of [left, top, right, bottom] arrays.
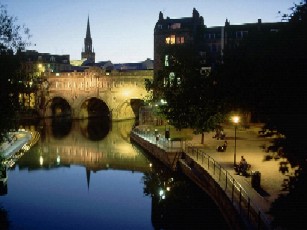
[[80, 117, 110, 141], [142, 155, 229, 229], [0, 119, 228, 229], [51, 117, 72, 139], [17, 119, 150, 174]]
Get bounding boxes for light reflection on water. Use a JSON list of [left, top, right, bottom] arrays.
[[0, 119, 228, 230]]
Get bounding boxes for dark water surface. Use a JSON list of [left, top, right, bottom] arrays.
[[0, 119, 228, 229]]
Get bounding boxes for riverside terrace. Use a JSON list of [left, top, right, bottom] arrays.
[[130, 124, 296, 230]]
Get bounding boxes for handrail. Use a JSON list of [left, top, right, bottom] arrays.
[[131, 129, 271, 229], [184, 143, 271, 229]]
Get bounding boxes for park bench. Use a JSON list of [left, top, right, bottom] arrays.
[[234, 163, 251, 177]]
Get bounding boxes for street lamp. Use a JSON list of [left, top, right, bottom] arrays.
[[232, 115, 240, 166]]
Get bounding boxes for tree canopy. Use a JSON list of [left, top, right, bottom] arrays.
[[151, 43, 225, 135], [214, 1, 307, 164], [213, 2, 307, 228], [0, 3, 31, 142], [149, 1, 307, 228]]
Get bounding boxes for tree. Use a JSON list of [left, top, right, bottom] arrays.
[[151, 44, 225, 143], [213, 1, 307, 228], [0, 3, 31, 142]]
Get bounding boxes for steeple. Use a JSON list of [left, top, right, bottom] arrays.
[[81, 15, 95, 63], [86, 16, 91, 39]]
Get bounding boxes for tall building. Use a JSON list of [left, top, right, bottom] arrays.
[[81, 16, 95, 64], [204, 19, 284, 66], [154, 8, 206, 75], [154, 9, 285, 72]]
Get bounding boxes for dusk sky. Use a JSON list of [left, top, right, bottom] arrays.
[[2, 0, 300, 63]]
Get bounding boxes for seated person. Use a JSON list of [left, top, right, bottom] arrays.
[[235, 156, 248, 175]]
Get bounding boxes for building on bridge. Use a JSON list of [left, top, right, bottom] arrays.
[[17, 16, 153, 121], [37, 68, 153, 120]]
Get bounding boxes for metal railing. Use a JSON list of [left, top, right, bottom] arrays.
[[184, 144, 271, 230], [131, 129, 185, 152], [131, 129, 271, 229]]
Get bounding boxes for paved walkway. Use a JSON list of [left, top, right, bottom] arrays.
[[187, 124, 293, 206], [136, 123, 295, 226]]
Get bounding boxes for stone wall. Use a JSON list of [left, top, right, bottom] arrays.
[[38, 68, 153, 120]]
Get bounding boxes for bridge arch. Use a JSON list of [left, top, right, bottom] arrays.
[[44, 96, 72, 118], [39, 69, 153, 120], [78, 97, 111, 119]]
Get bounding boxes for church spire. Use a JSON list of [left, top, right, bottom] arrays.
[[81, 15, 95, 63], [86, 15, 91, 39]]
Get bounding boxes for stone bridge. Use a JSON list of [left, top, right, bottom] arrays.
[[38, 67, 153, 120]]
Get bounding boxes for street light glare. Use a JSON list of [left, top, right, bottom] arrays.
[[232, 116, 240, 124]]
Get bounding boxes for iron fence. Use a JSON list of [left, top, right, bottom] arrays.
[[185, 144, 271, 230]]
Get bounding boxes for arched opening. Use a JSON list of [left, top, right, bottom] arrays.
[[50, 97, 72, 117], [79, 98, 111, 140], [80, 97, 110, 118], [130, 99, 144, 119]]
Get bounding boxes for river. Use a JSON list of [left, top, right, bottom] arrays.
[[0, 118, 228, 229]]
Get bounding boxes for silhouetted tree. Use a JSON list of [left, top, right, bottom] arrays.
[[150, 44, 225, 143], [0, 3, 31, 142], [213, 1, 307, 228]]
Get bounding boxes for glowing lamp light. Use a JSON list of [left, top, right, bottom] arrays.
[[122, 89, 131, 97], [56, 156, 60, 164], [232, 115, 240, 124], [232, 115, 240, 166], [39, 156, 44, 166]]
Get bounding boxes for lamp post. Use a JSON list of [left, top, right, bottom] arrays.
[[232, 116, 240, 166]]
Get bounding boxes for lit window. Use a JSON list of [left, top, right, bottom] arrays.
[[177, 77, 181, 85], [165, 35, 175, 44], [169, 72, 175, 86], [165, 55, 169, 66], [176, 36, 184, 44]]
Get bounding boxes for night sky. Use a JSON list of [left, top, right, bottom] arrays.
[[2, 0, 299, 63]]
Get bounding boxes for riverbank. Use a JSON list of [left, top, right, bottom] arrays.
[[131, 123, 294, 229], [1, 130, 40, 167]]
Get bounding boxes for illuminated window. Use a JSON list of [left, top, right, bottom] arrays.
[[165, 35, 175, 44], [165, 55, 169, 66], [177, 77, 181, 85], [170, 23, 181, 29], [169, 72, 175, 86], [176, 36, 184, 44]]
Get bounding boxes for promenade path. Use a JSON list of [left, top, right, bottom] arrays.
[[134, 123, 296, 228]]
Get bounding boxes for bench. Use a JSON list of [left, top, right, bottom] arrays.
[[234, 163, 251, 177]]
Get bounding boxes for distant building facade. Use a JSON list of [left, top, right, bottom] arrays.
[[20, 50, 71, 74], [154, 8, 285, 73], [154, 8, 206, 76], [204, 19, 284, 66]]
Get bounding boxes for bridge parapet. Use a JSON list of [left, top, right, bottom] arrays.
[[39, 68, 153, 120]]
